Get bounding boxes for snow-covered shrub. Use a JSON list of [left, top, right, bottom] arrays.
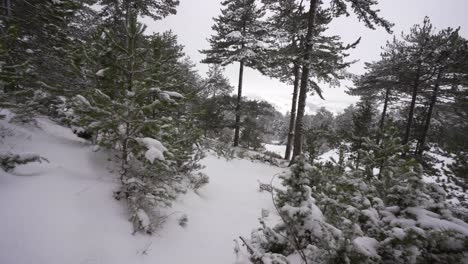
[[0, 153, 48, 172], [244, 131, 468, 263], [189, 172, 210, 190], [250, 153, 280, 166]]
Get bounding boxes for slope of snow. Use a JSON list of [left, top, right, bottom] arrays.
[[0, 114, 285, 264]]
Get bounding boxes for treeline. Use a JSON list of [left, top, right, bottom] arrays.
[[202, 0, 467, 167], [202, 0, 392, 161]]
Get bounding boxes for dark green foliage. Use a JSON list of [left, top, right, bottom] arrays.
[[201, 0, 266, 67], [0, 153, 47, 172], [0, 0, 82, 120], [246, 127, 468, 263]]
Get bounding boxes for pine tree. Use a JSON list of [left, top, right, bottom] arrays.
[[398, 17, 438, 148], [349, 44, 405, 140], [201, 0, 266, 147], [71, 7, 205, 233], [197, 65, 234, 137], [245, 127, 468, 263], [351, 17, 468, 155], [415, 27, 468, 155], [97, 0, 179, 26], [350, 97, 376, 168], [291, 0, 393, 161], [262, 1, 350, 161], [201, 64, 233, 98], [0, 0, 81, 121], [261, 0, 305, 160]]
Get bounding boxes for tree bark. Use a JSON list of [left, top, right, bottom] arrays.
[[377, 86, 391, 144], [291, 0, 319, 162], [417, 72, 440, 155], [3, 0, 11, 17], [233, 59, 244, 147], [284, 63, 300, 160], [403, 64, 422, 147]]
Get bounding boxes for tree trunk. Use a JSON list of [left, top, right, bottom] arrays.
[[291, 0, 319, 162], [284, 63, 300, 160], [417, 72, 440, 155], [377, 86, 391, 144], [403, 65, 422, 147], [3, 0, 11, 17], [233, 59, 244, 147]]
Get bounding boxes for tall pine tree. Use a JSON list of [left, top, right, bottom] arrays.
[[201, 0, 266, 147]]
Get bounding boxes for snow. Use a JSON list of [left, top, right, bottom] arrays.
[[136, 137, 168, 163], [263, 143, 286, 156], [422, 147, 468, 204], [0, 114, 285, 264], [391, 227, 406, 240], [362, 208, 380, 225], [144, 147, 165, 163], [137, 209, 151, 229], [163, 91, 184, 98], [352, 236, 380, 258], [317, 149, 339, 162], [95, 68, 108, 77], [75, 94, 91, 107], [227, 31, 243, 39], [406, 207, 468, 236]]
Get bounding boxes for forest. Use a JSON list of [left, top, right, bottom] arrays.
[[0, 0, 467, 263]]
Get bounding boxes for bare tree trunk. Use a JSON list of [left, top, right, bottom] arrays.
[[417, 72, 440, 155], [233, 59, 244, 147], [3, 0, 11, 17], [291, 0, 319, 162], [377, 86, 391, 144], [124, 2, 134, 92], [284, 63, 300, 160], [403, 65, 422, 147], [121, 122, 130, 183]]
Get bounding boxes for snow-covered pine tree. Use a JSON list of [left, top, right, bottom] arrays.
[[245, 127, 468, 263], [0, 0, 81, 122], [247, 156, 344, 264], [201, 0, 267, 147], [97, 0, 179, 24], [291, 0, 393, 161], [261, 0, 305, 160], [72, 13, 204, 234], [349, 97, 377, 168]]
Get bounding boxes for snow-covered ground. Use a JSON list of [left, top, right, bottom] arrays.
[[0, 115, 285, 264], [264, 143, 286, 157]]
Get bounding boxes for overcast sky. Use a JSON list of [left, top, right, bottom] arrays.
[[144, 0, 468, 114]]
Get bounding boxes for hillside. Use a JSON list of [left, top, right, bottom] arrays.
[[0, 113, 284, 264]]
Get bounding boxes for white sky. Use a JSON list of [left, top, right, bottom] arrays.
[[144, 0, 468, 114]]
